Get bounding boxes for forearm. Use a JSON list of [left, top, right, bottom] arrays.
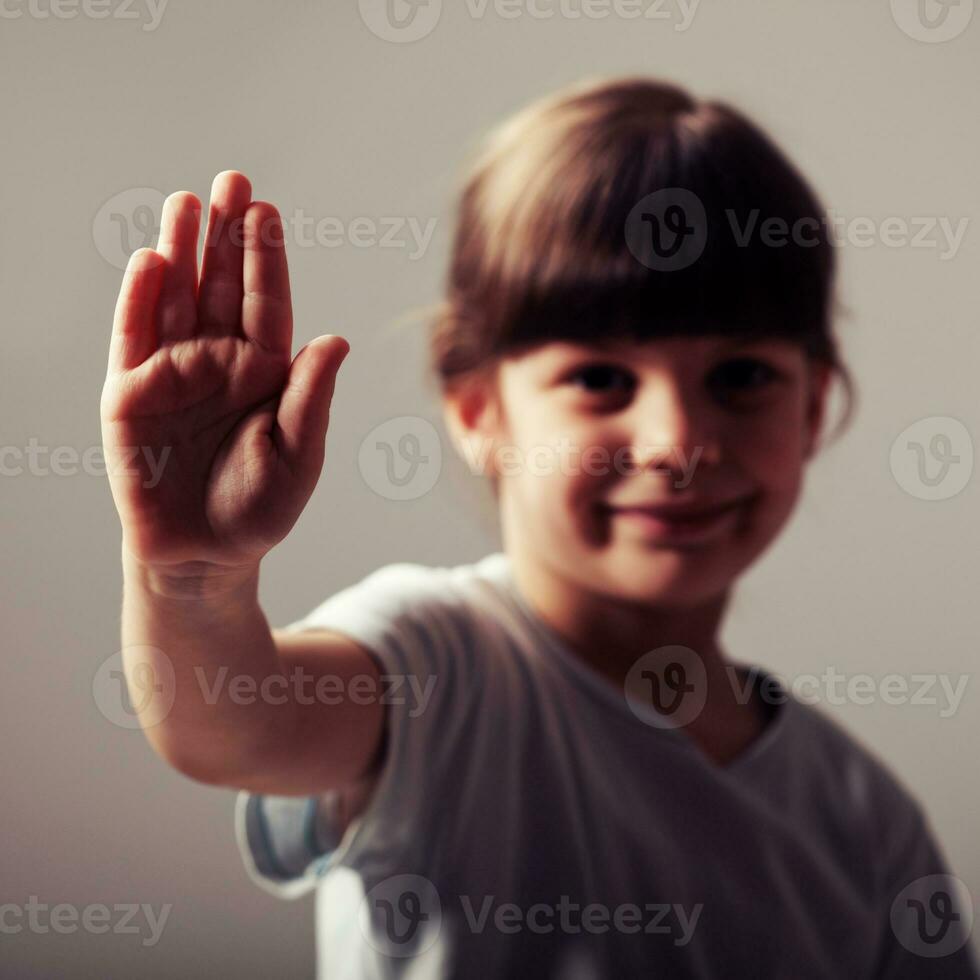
[[120, 542, 296, 785]]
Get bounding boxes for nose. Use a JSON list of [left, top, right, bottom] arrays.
[[623, 380, 722, 477]]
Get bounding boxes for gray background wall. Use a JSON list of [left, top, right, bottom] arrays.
[[1, 0, 977, 975]]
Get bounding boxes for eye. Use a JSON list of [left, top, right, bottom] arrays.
[[565, 363, 635, 395], [709, 358, 782, 401]]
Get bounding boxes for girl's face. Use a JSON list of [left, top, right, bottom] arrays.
[[447, 335, 831, 608]]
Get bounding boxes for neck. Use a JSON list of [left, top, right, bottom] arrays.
[[505, 544, 767, 752]]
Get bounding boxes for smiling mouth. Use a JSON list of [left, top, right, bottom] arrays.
[[598, 497, 752, 542]]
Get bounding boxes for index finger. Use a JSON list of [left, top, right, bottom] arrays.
[[109, 247, 165, 373]]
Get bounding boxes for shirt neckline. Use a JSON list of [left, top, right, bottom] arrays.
[[482, 550, 792, 775]]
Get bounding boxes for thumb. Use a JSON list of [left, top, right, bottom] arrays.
[[276, 335, 350, 471]]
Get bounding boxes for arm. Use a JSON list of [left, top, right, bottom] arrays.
[[103, 170, 380, 797], [120, 551, 386, 795]]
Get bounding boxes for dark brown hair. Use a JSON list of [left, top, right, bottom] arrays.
[[425, 75, 856, 445]]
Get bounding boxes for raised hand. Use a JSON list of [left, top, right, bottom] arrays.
[[100, 171, 349, 577]]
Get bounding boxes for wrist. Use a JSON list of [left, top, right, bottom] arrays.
[[122, 543, 261, 602]]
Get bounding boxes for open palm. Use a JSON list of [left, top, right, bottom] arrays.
[[100, 171, 349, 572]]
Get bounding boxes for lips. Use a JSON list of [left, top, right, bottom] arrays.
[[598, 495, 752, 544], [602, 498, 748, 521]]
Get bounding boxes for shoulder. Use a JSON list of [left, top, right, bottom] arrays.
[[782, 695, 928, 865], [282, 551, 515, 678], [299, 551, 509, 610], [310, 551, 512, 632], [353, 551, 511, 604], [784, 702, 978, 971], [786, 697, 922, 810]]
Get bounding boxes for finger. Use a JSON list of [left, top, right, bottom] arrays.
[[197, 170, 252, 337], [242, 201, 292, 356], [109, 248, 166, 373], [155, 191, 202, 344], [275, 336, 350, 472]]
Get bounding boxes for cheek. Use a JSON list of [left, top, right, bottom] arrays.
[[736, 414, 808, 493], [504, 419, 606, 518], [735, 417, 809, 540]]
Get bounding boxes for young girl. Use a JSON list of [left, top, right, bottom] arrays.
[[102, 76, 978, 978]]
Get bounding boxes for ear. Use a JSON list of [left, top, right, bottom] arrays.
[[803, 361, 833, 460], [441, 371, 505, 477]]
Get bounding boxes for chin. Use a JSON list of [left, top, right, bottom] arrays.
[[586, 550, 740, 607]]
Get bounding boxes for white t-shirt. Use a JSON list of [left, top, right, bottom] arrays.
[[236, 552, 978, 979]]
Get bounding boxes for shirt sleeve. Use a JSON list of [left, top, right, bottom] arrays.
[[235, 791, 346, 900], [870, 803, 980, 978], [236, 561, 472, 899]]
